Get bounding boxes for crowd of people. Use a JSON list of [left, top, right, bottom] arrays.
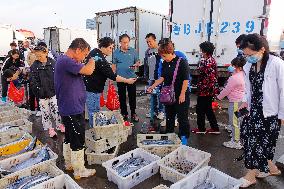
[[0, 33, 283, 187]]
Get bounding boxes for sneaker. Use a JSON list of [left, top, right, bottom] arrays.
[[223, 141, 243, 149], [206, 128, 221, 134], [36, 111, 41, 117], [160, 119, 166, 127], [175, 119, 178, 127], [48, 128, 57, 138], [131, 114, 139, 122], [191, 128, 206, 134], [157, 112, 165, 120], [56, 124, 65, 133], [1, 97, 7, 102], [225, 125, 232, 133]]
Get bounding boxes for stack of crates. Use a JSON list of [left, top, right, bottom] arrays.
[[85, 110, 132, 165]]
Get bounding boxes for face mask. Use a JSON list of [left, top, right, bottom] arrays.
[[227, 65, 235, 73], [237, 49, 243, 55], [246, 54, 262, 64]]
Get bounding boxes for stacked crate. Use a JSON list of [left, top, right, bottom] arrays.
[[85, 110, 132, 165]]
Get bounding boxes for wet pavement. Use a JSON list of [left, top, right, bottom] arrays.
[[29, 84, 284, 189]]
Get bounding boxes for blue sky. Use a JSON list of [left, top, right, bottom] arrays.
[[0, 0, 169, 37], [0, 0, 283, 44]]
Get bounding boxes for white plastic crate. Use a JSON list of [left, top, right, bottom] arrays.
[[170, 166, 242, 189], [85, 126, 128, 153], [0, 146, 58, 178], [153, 184, 170, 189], [157, 146, 211, 183], [29, 174, 82, 189], [0, 114, 27, 124], [0, 118, 33, 133], [0, 162, 64, 188], [0, 104, 17, 112], [102, 148, 161, 189], [0, 128, 25, 146], [0, 108, 31, 117], [137, 133, 181, 157], [86, 145, 120, 165]]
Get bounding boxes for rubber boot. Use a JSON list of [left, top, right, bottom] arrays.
[[63, 143, 73, 171], [71, 149, 96, 180]]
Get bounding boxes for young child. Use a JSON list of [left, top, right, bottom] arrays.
[[30, 45, 64, 137], [217, 57, 246, 149]]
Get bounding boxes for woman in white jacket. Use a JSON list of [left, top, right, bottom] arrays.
[[239, 34, 284, 188]]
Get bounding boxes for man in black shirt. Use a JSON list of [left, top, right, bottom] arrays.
[[84, 37, 136, 127]]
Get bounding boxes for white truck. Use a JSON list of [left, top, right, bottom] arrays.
[[169, 0, 283, 84], [95, 6, 167, 65], [43, 26, 98, 54]]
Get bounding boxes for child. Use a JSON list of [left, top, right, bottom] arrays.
[[217, 57, 246, 149], [30, 46, 64, 138]]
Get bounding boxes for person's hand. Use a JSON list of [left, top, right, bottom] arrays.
[[238, 102, 248, 111], [281, 120, 284, 126], [147, 86, 154, 93], [134, 61, 141, 67], [126, 78, 137, 84], [179, 93, 185, 104]]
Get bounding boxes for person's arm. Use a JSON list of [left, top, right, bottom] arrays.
[[79, 58, 95, 75], [147, 77, 164, 93], [116, 75, 136, 84], [30, 64, 40, 97], [111, 64, 117, 73], [179, 80, 189, 104], [217, 77, 234, 100], [277, 59, 284, 120], [178, 60, 190, 104]]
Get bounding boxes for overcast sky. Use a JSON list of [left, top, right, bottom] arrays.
[[0, 0, 283, 43]]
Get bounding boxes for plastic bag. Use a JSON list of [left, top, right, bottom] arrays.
[[8, 81, 25, 104], [100, 93, 105, 107], [106, 81, 120, 111]]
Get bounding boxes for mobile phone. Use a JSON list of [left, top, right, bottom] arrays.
[[234, 108, 249, 118], [129, 65, 136, 69]]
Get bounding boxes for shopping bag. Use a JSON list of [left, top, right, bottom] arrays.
[[100, 93, 105, 107], [7, 81, 25, 104], [106, 81, 120, 111]]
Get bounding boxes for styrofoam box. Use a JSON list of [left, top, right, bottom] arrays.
[[102, 148, 161, 189], [170, 166, 242, 189], [0, 104, 17, 112], [85, 126, 128, 153], [157, 146, 211, 183], [152, 184, 170, 189], [137, 133, 181, 157], [86, 145, 120, 165], [0, 128, 25, 146], [0, 118, 33, 133], [0, 146, 58, 178], [0, 162, 63, 188], [29, 174, 82, 189]]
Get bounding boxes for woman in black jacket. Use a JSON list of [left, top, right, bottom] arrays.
[[30, 46, 64, 138], [84, 37, 136, 127], [1, 49, 24, 102]]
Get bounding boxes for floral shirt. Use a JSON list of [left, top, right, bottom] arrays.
[[197, 56, 219, 96]]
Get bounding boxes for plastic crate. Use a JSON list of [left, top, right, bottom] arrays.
[[86, 145, 120, 165], [0, 128, 26, 146], [137, 133, 181, 157], [0, 118, 33, 133], [0, 104, 17, 112], [0, 162, 64, 188], [170, 166, 242, 189], [0, 114, 27, 124], [28, 174, 82, 189], [0, 108, 31, 117], [0, 135, 42, 159], [157, 146, 211, 183], [0, 146, 58, 178], [102, 148, 161, 189], [152, 184, 170, 189], [85, 126, 128, 153]]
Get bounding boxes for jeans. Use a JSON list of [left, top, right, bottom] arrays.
[[86, 91, 101, 127], [149, 80, 164, 120]]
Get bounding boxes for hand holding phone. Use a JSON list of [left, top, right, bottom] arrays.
[[234, 108, 249, 118]]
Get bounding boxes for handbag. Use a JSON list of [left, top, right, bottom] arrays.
[[160, 58, 181, 105]]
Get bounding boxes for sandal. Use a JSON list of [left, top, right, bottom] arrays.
[[256, 170, 282, 178], [240, 178, 256, 188]]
